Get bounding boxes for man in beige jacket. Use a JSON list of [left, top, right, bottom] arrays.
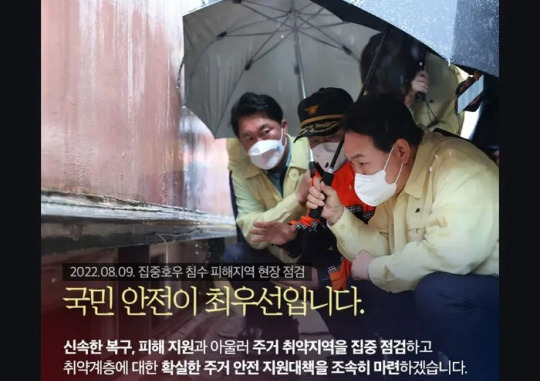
[[223, 92, 311, 342], [308, 94, 498, 380]]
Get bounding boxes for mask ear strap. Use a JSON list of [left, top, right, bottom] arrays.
[[279, 125, 287, 147], [394, 162, 404, 183], [383, 143, 396, 169]]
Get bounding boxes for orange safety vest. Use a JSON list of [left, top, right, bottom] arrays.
[[288, 162, 375, 290]]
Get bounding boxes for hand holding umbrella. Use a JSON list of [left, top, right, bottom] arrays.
[[306, 175, 345, 225]]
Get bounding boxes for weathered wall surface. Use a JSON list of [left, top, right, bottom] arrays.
[[41, 0, 232, 215]]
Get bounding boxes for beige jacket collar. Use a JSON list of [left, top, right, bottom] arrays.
[[402, 129, 440, 199]]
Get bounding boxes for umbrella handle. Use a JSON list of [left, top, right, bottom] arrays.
[[358, 25, 393, 100], [308, 135, 344, 219], [308, 171, 335, 220]]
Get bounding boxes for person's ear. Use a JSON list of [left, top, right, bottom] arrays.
[[394, 138, 411, 164], [281, 119, 289, 135]]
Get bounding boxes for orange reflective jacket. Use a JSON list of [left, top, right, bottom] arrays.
[[286, 162, 375, 290]]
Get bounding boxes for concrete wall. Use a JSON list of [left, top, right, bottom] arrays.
[[41, 0, 232, 216]]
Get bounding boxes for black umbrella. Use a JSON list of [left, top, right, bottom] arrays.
[[312, 0, 499, 77]]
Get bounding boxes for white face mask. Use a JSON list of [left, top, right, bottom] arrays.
[[311, 141, 348, 171], [353, 144, 404, 207], [247, 127, 286, 170]]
